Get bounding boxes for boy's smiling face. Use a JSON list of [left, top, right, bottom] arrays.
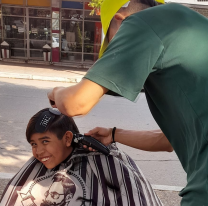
[[30, 131, 73, 169]]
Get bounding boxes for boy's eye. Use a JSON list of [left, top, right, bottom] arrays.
[[42, 140, 49, 144], [30, 143, 36, 147]]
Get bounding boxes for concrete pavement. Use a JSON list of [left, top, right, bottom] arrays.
[[0, 61, 87, 83], [0, 62, 183, 205]]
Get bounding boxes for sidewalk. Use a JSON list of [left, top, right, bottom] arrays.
[[0, 61, 87, 83]]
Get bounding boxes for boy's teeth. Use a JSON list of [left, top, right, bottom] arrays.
[[41, 157, 49, 162]]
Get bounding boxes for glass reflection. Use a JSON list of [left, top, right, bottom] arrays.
[[11, 49, 26, 57], [84, 22, 101, 53], [30, 41, 51, 49], [61, 52, 82, 62], [2, 7, 25, 16], [84, 53, 98, 62], [3, 17, 25, 39], [61, 9, 83, 20], [29, 18, 51, 40], [29, 9, 51, 17], [5, 39, 25, 48], [61, 20, 82, 53]]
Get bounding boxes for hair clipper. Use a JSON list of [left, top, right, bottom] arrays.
[[73, 134, 110, 156]]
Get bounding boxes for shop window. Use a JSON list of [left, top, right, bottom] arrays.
[[61, 20, 82, 53], [2, 7, 25, 16], [61, 9, 83, 20], [84, 53, 98, 62], [3, 16, 26, 39], [0, 7, 2, 39], [84, 22, 101, 54], [11, 49, 26, 57], [30, 50, 44, 58], [30, 40, 51, 49], [84, 10, 100, 21], [59, 1, 101, 64], [61, 52, 82, 62], [52, 33, 59, 48], [29, 8, 51, 18], [4, 39, 25, 48], [29, 18, 51, 40], [62, 1, 83, 9]]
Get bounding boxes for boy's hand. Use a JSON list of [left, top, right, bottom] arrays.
[[83, 127, 113, 151]]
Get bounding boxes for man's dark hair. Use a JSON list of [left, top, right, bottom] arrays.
[[120, 0, 158, 14], [26, 108, 79, 142]]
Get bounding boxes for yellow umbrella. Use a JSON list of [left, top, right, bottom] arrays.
[[99, 0, 165, 58]]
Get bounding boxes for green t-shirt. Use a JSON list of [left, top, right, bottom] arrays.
[[84, 3, 208, 205]]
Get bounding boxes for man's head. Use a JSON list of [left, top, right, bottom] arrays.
[[99, 0, 164, 57], [26, 108, 79, 169]]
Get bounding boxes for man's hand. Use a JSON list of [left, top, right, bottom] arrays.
[[47, 79, 108, 117], [84, 127, 173, 153], [47, 87, 65, 108], [85, 127, 113, 145]]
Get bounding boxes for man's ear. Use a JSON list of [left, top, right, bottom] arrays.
[[64, 131, 73, 147], [114, 13, 126, 21]]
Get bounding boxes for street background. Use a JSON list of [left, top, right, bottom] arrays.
[[0, 63, 187, 205]]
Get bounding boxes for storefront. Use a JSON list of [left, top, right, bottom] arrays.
[[166, 0, 208, 18], [0, 0, 102, 67]]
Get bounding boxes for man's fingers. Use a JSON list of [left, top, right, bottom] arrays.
[[85, 127, 101, 136], [83, 145, 97, 152], [47, 91, 57, 107], [47, 90, 54, 100], [50, 100, 55, 106]]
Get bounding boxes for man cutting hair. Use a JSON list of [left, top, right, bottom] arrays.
[[48, 0, 208, 205]]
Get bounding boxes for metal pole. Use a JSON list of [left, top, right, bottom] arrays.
[[82, 0, 84, 64], [26, 0, 30, 60]]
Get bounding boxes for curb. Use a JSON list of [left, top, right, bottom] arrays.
[[152, 185, 183, 192], [0, 72, 83, 83], [0, 172, 183, 192]]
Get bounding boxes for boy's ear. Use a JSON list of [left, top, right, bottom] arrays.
[[64, 131, 73, 147]]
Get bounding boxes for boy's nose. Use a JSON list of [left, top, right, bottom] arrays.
[[35, 146, 45, 156]]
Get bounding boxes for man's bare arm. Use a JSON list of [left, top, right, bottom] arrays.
[[115, 129, 173, 152], [85, 127, 173, 152], [48, 79, 108, 116]]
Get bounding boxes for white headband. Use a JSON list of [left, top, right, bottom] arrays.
[[122, 1, 130, 8]]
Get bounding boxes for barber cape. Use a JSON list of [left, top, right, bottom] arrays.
[[0, 144, 163, 206]]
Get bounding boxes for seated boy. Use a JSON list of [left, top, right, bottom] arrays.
[[0, 108, 163, 206]]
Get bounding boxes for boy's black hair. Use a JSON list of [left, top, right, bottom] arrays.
[[26, 108, 79, 142]]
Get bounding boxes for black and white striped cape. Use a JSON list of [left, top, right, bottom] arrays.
[[0, 144, 163, 206]]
